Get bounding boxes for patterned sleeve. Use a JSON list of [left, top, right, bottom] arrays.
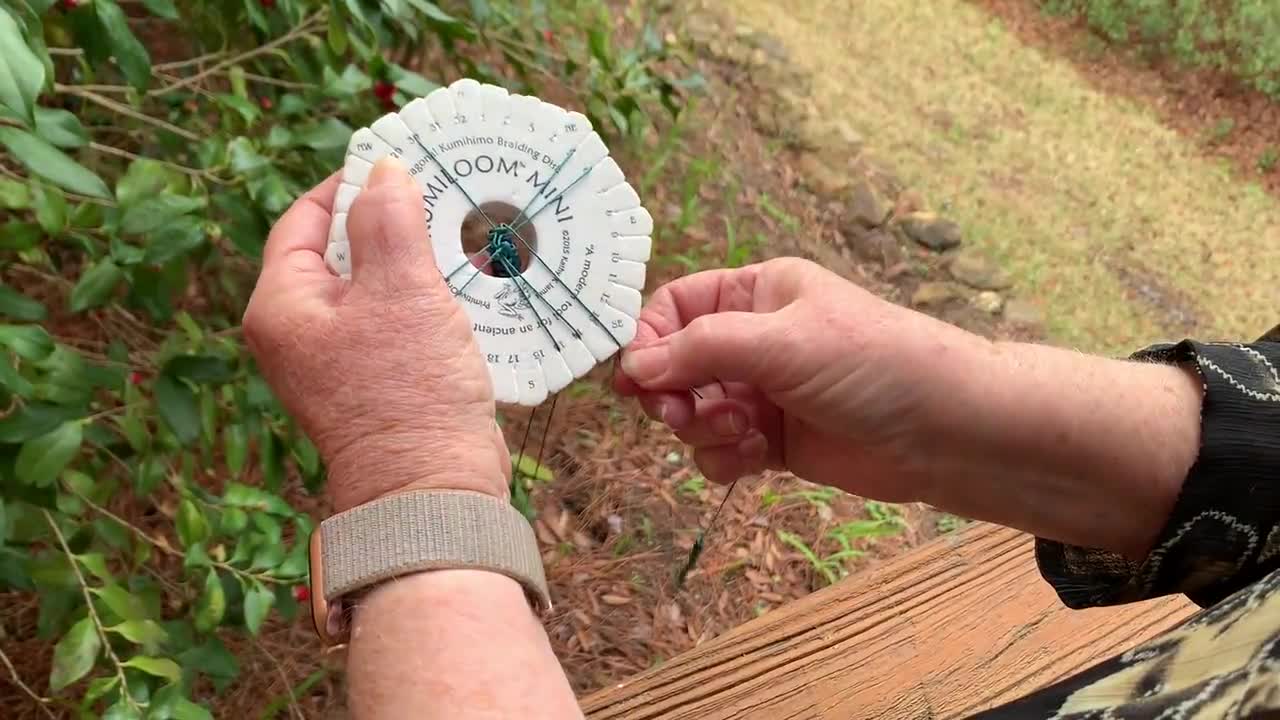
[[1035, 332, 1280, 610]]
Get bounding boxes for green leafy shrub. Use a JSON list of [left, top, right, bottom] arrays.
[[1042, 0, 1280, 99], [0, 0, 693, 715]]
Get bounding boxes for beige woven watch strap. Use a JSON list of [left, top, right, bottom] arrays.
[[318, 490, 551, 613]]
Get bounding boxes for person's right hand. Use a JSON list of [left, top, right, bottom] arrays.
[[614, 258, 990, 502]]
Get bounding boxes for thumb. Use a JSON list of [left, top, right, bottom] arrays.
[[620, 311, 779, 390], [346, 157, 438, 292]]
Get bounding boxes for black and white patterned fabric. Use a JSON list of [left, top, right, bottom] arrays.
[[971, 333, 1280, 720]]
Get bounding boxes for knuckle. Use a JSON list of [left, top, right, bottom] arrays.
[[763, 256, 815, 276], [684, 314, 720, 347]]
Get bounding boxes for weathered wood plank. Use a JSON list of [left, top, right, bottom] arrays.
[[582, 523, 1196, 720]]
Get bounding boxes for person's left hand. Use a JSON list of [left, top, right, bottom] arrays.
[[243, 158, 510, 513]]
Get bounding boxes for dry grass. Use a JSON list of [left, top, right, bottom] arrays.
[[719, 0, 1280, 354]]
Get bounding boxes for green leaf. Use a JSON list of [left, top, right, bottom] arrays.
[[178, 637, 238, 687], [94, 0, 152, 90], [31, 181, 66, 233], [263, 125, 292, 149], [33, 107, 88, 149], [0, 324, 52, 360], [0, 127, 110, 198], [49, 617, 101, 691], [0, 9, 44, 126], [120, 194, 206, 235], [115, 158, 174, 208], [83, 675, 119, 707], [155, 375, 200, 445], [103, 701, 143, 720], [0, 221, 40, 250], [182, 542, 210, 570], [215, 93, 260, 125], [327, 12, 348, 54], [193, 566, 226, 627], [260, 426, 282, 492], [227, 137, 268, 174], [0, 284, 46, 321], [242, 581, 274, 635], [92, 583, 146, 621], [75, 552, 111, 581], [0, 178, 29, 208], [68, 259, 123, 312], [244, 0, 269, 32], [291, 117, 353, 150], [0, 354, 32, 397], [171, 698, 213, 720], [513, 453, 554, 483], [140, 0, 179, 19], [15, 420, 81, 487], [0, 402, 81, 443], [222, 483, 292, 515], [122, 655, 181, 683], [143, 216, 206, 265], [176, 498, 209, 548], [36, 344, 91, 406], [405, 0, 459, 23], [223, 424, 247, 478], [291, 434, 320, 478], [107, 619, 168, 649], [389, 64, 439, 98], [249, 542, 284, 571], [165, 355, 234, 384]]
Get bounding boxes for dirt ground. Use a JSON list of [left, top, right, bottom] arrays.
[[8, 1, 1280, 717]]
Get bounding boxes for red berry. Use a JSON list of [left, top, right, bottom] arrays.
[[259, 96, 273, 111], [373, 81, 396, 100], [59, 0, 78, 9], [261, 0, 276, 8], [293, 585, 310, 602], [129, 371, 144, 386], [543, 29, 553, 43]]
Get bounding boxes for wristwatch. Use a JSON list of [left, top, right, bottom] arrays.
[[308, 489, 552, 646]]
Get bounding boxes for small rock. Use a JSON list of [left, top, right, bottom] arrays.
[[899, 212, 962, 252], [972, 291, 1004, 314], [911, 282, 960, 307], [601, 593, 632, 606], [606, 514, 623, 535], [1003, 299, 1046, 329], [949, 251, 1012, 290], [797, 154, 849, 197], [798, 118, 864, 153], [848, 180, 888, 229], [850, 229, 905, 268]]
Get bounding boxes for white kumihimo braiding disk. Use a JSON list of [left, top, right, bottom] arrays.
[[325, 78, 652, 407]]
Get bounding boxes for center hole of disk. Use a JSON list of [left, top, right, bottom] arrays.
[[460, 202, 537, 277]]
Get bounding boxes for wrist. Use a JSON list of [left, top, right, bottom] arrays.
[[921, 339, 1201, 558], [324, 425, 511, 513]]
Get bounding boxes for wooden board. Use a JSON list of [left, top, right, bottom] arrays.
[[582, 523, 1196, 720]]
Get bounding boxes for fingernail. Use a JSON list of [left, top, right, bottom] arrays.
[[368, 157, 409, 187], [621, 344, 668, 383], [657, 401, 672, 425], [712, 410, 746, 438]]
